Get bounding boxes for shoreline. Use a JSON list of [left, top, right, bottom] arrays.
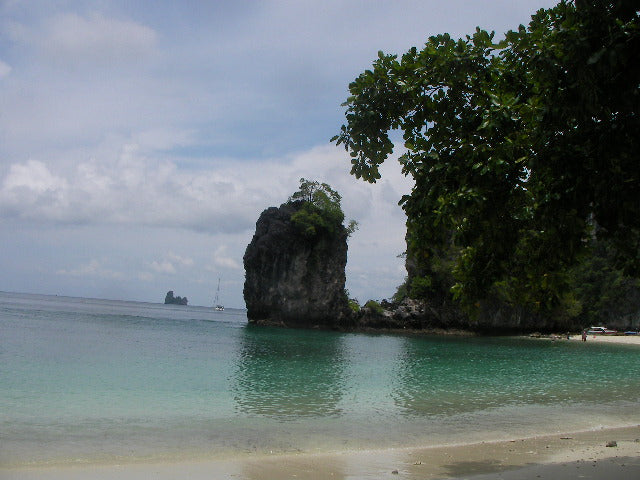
[[3, 425, 639, 480], [537, 333, 640, 346], [250, 318, 640, 345], [570, 333, 640, 345]]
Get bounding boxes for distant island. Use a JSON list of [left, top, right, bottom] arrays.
[[164, 290, 188, 305]]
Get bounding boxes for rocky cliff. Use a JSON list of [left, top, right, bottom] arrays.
[[243, 201, 352, 328]]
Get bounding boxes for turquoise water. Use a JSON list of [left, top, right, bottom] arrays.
[[1, 291, 639, 466]]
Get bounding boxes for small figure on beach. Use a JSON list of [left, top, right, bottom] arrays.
[[581, 330, 587, 342]]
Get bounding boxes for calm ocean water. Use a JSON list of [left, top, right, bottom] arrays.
[[1, 291, 639, 467]]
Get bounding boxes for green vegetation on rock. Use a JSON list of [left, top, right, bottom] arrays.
[[288, 178, 358, 238], [363, 299, 384, 315], [348, 298, 361, 314]]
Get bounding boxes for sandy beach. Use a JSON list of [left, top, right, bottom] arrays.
[[576, 334, 640, 345], [527, 332, 640, 346], [3, 425, 639, 480], [567, 334, 640, 346]]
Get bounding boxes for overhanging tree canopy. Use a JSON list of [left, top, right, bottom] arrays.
[[334, 0, 639, 312]]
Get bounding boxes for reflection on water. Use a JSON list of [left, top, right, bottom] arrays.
[[232, 327, 640, 425], [392, 336, 640, 417], [232, 325, 347, 418], [390, 337, 525, 416]]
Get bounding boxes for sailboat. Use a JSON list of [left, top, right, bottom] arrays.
[[214, 278, 224, 311]]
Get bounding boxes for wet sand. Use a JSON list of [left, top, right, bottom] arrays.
[[3, 425, 639, 480]]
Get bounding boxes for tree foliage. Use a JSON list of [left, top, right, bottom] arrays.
[[363, 299, 384, 315], [334, 0, 639, 313], [289, 178, 358, 238]]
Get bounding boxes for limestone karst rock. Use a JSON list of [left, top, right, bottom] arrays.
[[243, 201, 352, 328], [164, 290, 188, 305]]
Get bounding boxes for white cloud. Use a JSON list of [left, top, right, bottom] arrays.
[[36, 12, 157, 67], [167, 252, 194, 267], [208, 245, 241, 271], [0, 160, 69, 218], [150, 260, 176, 275], [137, 271, 154, 282], [2, 159, 67, 194], [0, 12, 162, 157], [57, 259, 123, 279], [149, 252, 194, 275], [0, 141, 409, 234]]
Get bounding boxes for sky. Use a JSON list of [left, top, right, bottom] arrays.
[[0, 0, 558, 308]]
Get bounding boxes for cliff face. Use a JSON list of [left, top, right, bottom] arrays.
[[386, 236, 573, 333], [243, 202, 352, 328]]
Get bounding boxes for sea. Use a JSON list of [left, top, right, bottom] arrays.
[[1, 291, 639, 467]]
